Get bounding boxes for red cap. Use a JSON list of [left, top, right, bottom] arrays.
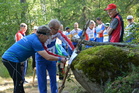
[[104, 4, 117, 11]]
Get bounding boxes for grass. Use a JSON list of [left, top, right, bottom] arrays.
[[0, 71, 87, 93], [0, 62, 9, 78]]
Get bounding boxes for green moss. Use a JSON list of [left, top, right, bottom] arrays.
[[71, 45, 139, 84]]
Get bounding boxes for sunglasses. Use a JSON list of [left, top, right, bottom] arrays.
[[20, 25, 26, 27]]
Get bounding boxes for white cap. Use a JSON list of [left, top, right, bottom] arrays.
[[20, 23, 27, 27], [127, 15, 133, 19], [104, 23, 110, 27], [33, 26, 38, 30]]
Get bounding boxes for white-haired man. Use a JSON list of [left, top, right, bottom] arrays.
[[70, 22, 82, 47], [125, 15, 136, 42], [104, 3, 124, 42], [36, 19, 75, 93]]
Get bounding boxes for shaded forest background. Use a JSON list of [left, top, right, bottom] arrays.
[[0, 0, 139, 56]]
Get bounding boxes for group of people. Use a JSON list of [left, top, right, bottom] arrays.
[[1, 3, 136, 93], [63, 18, 108, 46], [62, 7, 121, 47], [62, 3, 136, 47]]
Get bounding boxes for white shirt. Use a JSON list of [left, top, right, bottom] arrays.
[[86, 27, 95, 39], [124, 22, 136, 37], [70, 28, 82, 39]]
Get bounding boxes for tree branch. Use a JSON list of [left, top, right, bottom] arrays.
[[71, 38, 138, 48]]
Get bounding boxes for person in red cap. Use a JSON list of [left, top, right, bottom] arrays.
[[104, 3, 124, 42]]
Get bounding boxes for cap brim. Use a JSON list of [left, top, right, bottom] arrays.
[[104, 8, 116, 11], [104, 7, 112, 11]]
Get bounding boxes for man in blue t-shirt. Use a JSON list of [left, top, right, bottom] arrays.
[[2, 25, 67, 93]]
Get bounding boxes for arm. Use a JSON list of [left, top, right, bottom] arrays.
[[37, 50, 66, 62], [42, 42, 61, 57], [94, 29, 96, 40], [97, 30, 104, 34], [107, 18, 118, 35], [70, 31, 73, 39], [58, 31, 75, 51], [106, 27, 114, 35], [47, 49, 61, 57], [15, 33, 23, 42], [33, 40, 66, 62], [84, 32, 89, 40]]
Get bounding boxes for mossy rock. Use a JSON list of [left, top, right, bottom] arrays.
[[71, 45, 139, 93], [105, 68, 139, 93]]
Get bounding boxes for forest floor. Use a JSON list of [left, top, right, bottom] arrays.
[[0, 74, 88, 93]]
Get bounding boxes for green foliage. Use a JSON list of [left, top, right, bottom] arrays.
[[124, 23, 139, 44], [71, 45, 139, 85], [0, 58, 34, 78], [0, 0, 139, 54], [104, 66, 139, 93], [1, 0, 139, 78], [0, 62, 10, 78]]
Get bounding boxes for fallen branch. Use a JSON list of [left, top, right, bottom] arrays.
[[71, 38, 138, 48]]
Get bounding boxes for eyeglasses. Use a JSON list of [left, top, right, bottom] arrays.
[[52, 27, 59, 31], [107, 9, 115, 14]]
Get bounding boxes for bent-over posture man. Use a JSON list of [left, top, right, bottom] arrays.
[[2, 25, 67, 93]]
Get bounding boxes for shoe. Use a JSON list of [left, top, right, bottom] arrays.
[[59, 77, 64, 80]]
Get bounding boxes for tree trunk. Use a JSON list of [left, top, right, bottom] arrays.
[[20, 0, 26, 22], [20, 0, 29, 34]]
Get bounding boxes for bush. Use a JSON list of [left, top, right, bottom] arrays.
[[105, 66, 139, 93]]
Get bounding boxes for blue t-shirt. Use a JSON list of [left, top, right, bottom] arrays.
[[2, 34, 44, 62]]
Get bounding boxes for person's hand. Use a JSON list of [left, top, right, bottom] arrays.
[[61, 58, 67, 63]]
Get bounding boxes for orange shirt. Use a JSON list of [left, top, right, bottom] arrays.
[[15, 30, 25, 42]]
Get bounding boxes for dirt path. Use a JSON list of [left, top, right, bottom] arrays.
[[0, 75, 87, 93]]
